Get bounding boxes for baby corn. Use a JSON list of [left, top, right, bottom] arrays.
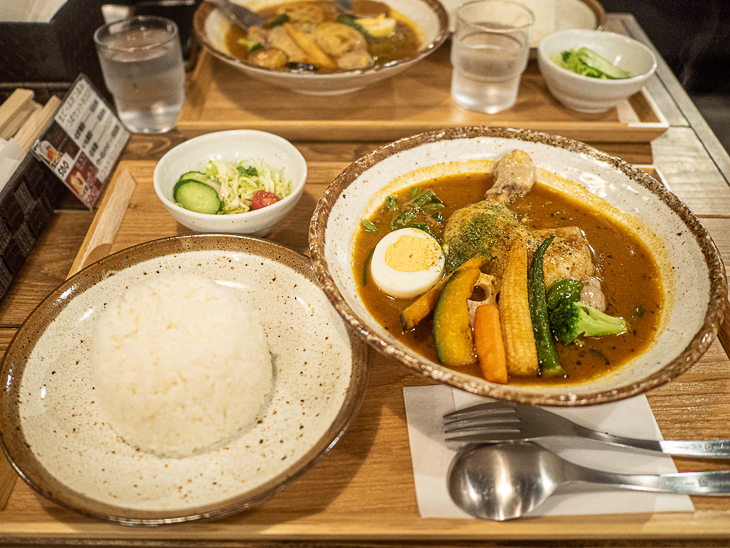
[[283, 23, 338, 69], [499, 238, 539, 376]]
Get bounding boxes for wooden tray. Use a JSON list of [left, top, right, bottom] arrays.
[[2, 158, 730, 544], [177, 44, 668, 144]]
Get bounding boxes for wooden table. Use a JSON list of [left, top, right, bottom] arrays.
[[1, 12, 730, 547]]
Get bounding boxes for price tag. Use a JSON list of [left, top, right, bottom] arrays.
[[31, 75, 130, 209]]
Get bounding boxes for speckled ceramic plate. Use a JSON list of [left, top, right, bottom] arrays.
[[309, 126, 727, 407], [440, 0, 605, 45], [0, 235, 369, 525]]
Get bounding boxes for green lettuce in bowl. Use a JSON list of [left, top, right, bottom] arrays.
[[553, 47, 632, 79]]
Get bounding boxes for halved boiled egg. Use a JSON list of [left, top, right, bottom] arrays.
[[355, 15, 396, 38], [370, 227, 445, 299]]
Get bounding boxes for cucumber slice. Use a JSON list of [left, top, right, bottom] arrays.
[[178, 170, 211, 184], [577, 47, 632, 79], [173, 180, 221, 214]]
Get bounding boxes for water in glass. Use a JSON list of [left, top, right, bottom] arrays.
[[451, 30, 529, 114], [97, 22, 185, 134]]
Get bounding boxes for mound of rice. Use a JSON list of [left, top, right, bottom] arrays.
[[90, 272, 272, 458]]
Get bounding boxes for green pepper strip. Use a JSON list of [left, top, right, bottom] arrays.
[[528, 235, 567, 377], [266, 13, 289, 28], [336, 14, 374, 39]]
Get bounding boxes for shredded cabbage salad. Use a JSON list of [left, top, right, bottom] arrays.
[[552, 47, 632, 80], [206, 158, 292, 214]]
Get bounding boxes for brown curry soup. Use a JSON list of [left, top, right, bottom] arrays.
[[352, 173, 663, 385], [224, 1, 421, 72]]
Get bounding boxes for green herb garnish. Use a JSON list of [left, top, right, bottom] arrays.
[[361, 219, 379, 233], [236, 165, 259, 177]]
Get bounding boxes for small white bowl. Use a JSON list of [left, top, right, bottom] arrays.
[[153, 130, 307, 236], [537, 29, 657, 113]]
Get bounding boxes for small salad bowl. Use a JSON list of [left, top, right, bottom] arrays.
[[537, 29, 658, 113], [153, 130, 307, 236]]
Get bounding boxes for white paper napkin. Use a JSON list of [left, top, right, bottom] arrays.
[[403, 385, 695, 519]]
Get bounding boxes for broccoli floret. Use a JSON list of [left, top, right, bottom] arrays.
[[237, 38, 262, 54], [547, 279, 627, 345]]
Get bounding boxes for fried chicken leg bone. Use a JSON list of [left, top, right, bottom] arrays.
[[487, 149, 536, 203]]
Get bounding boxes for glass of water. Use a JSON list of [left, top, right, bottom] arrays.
[[451, 0, 534, 114], [94, 16, 185, 134]]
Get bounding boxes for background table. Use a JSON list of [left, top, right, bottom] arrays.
[[1, 13, 729, 547]]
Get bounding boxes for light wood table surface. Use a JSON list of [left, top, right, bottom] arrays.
[[1, 13, 729, 547]]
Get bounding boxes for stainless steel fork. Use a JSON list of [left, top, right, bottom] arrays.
[[443, 401, 730, 458]]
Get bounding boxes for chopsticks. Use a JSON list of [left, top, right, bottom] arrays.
[[13, 95, 61, 153], [0, 91, 62, 194], [67, 168, 137, 277], [0, 89, 37, 140]]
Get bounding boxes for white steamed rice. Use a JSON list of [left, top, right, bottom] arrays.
[[90, 272, 272, 458]]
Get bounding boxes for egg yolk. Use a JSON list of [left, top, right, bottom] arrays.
[[384, 235, 441, 272]]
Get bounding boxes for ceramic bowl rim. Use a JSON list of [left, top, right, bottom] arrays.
[[308, 126, 727, 407], [0, 234, 370, 525]]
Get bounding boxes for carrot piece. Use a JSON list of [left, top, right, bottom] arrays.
[[399, 276, 447, 331], [474, 304, 508, 384], [399, 256, 486, 332]]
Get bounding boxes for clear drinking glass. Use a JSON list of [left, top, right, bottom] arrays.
[[451, 0, 534, 114], [94, 16, 185, 134]]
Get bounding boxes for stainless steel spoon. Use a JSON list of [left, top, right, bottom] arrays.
[[333, 0, 355, 15], [334, 0, 390, 17], [448, 441, 730, 521], [208, 0, 264, 29]]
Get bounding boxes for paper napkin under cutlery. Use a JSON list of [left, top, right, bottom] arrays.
[[403, 385, 694, 519]]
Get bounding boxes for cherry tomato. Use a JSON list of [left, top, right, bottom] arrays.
[[251, 190, 281, 210]]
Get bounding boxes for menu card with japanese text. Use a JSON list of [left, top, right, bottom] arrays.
[[31, 75, 129, 209]]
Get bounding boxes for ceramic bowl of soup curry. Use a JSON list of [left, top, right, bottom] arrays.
[[193, 0, 449, 95], [308, 126, 727, 406]]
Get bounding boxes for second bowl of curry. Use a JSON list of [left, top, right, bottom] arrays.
[[193, 0, 449, 95]]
